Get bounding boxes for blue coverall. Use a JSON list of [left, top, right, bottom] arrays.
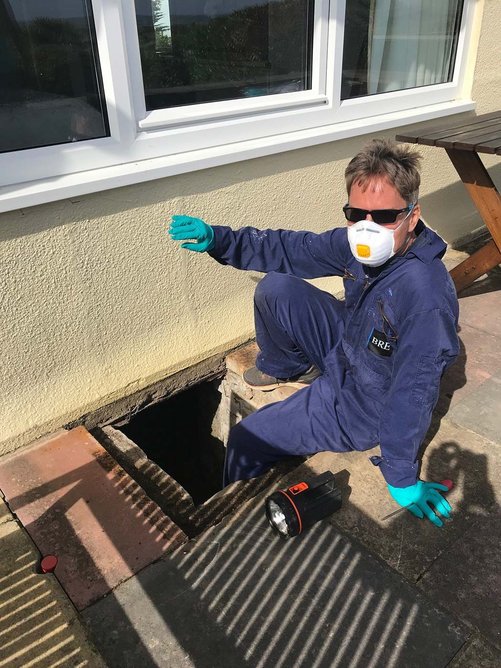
[[208, 221, 459, 488]]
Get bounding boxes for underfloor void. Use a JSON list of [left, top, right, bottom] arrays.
[[116, 379, 227, 505]]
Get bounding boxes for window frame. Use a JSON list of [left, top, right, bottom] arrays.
[[0, 0, 478, 212]]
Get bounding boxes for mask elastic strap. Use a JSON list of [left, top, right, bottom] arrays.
[[395, 204, 417, 255]]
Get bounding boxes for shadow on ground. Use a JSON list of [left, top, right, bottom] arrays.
[[82, 495, 467, 668]]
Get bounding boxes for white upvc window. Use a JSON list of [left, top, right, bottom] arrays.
[[0, 0, 477, 212]]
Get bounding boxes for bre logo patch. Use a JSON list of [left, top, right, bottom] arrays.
[[368, 328, 393, 357]]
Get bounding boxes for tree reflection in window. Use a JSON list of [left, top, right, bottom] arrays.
[[135, 0, 314, 110], [0, 0, 108, 153]]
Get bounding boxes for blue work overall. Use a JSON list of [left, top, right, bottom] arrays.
[[209, 222, 459, 488]]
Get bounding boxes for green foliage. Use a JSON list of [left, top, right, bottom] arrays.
[[6, 16, 94, 98], [139, 0, 311, 96], [175, 6, 270, 84]]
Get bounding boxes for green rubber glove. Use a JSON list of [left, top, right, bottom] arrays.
[[169, 215, 215, 252], [387, 480, 451, 527]]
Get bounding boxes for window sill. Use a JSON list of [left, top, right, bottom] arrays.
[[0, 99, 474, 214]]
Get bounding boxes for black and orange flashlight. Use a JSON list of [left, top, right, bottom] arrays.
[[265, 471, 342, 539]]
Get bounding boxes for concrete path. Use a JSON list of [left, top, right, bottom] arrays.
[[0, 496, 106, 668], [82, 506, 467, 668], [1, 256, 501, 667]]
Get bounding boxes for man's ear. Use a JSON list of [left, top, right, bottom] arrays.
[[408, 203, 421, 232]]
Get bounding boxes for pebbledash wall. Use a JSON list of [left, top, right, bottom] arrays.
[[1, 1, 500, 455]]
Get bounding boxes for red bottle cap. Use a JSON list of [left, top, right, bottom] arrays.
[[440, 479, 454, 491], [40, 555, 58, 573]]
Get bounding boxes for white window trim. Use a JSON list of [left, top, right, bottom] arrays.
[[0, 0, 478, 213]]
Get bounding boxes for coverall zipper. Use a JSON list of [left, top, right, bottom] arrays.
[[377, 298, 398, 341]]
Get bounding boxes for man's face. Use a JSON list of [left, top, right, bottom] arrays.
[[347, 178, 421, 252]]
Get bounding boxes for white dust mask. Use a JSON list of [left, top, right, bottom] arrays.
[[347, 208, 413, 267]]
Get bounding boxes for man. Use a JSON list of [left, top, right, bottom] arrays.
[[169, 138, 459, 527]]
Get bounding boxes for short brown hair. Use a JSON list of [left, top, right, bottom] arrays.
[[345, 138, 422, 204]]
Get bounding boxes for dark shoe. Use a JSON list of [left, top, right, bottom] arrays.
[[242, 365, 321, 391]]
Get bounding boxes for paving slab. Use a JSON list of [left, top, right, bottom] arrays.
[[83, 506, 467, 668], [437, 323, 501, 415], [273, 413, 501, 589], [447, 370, 501, 444], [421, 416, 501, 508], [418, 506, 501, 651], [450, 634, 501, 667], [0, 493, 12, 524], [458, 283, 501, 339], [0, 426, 187, 610], [0, 519, 106, 668]]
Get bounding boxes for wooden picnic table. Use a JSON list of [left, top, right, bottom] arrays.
[[396, 111, 501, 293]]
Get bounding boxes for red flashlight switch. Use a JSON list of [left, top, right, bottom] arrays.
[[289, 482, 309, 495]]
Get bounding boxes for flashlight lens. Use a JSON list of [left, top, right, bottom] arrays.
[[267, 500, 289, 537]]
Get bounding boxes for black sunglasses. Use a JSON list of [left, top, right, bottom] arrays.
[[343, 204, 413, 225]]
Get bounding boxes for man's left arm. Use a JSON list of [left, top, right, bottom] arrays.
[[374, 308, 459, 526]]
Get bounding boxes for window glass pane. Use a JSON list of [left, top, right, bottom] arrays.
[[135, 0, 314, 111], [0, 0, 108, 153], [342, 0, 464, 100]]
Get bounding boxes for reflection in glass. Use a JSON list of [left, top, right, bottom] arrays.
[[0, 0, 108, 153], [135, 0, 314, 110], [342, 0, 464, 100]]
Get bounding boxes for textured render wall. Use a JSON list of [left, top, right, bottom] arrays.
[[0, 146, 350, 454], [1, 1, 500, 453]]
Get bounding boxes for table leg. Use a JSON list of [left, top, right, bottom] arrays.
[[445, 149, 501, 291], [450, 239, 501, 293]]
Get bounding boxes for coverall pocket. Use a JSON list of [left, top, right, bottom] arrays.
[[355, 357, 391, 403], [412, 355, 444, 406], [343, 340, 391, 404]]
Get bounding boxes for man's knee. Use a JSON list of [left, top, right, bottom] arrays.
[[254, 272, 303, 306]]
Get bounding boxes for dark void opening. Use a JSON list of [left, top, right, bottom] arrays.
[[117, 379, 225, 505]]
